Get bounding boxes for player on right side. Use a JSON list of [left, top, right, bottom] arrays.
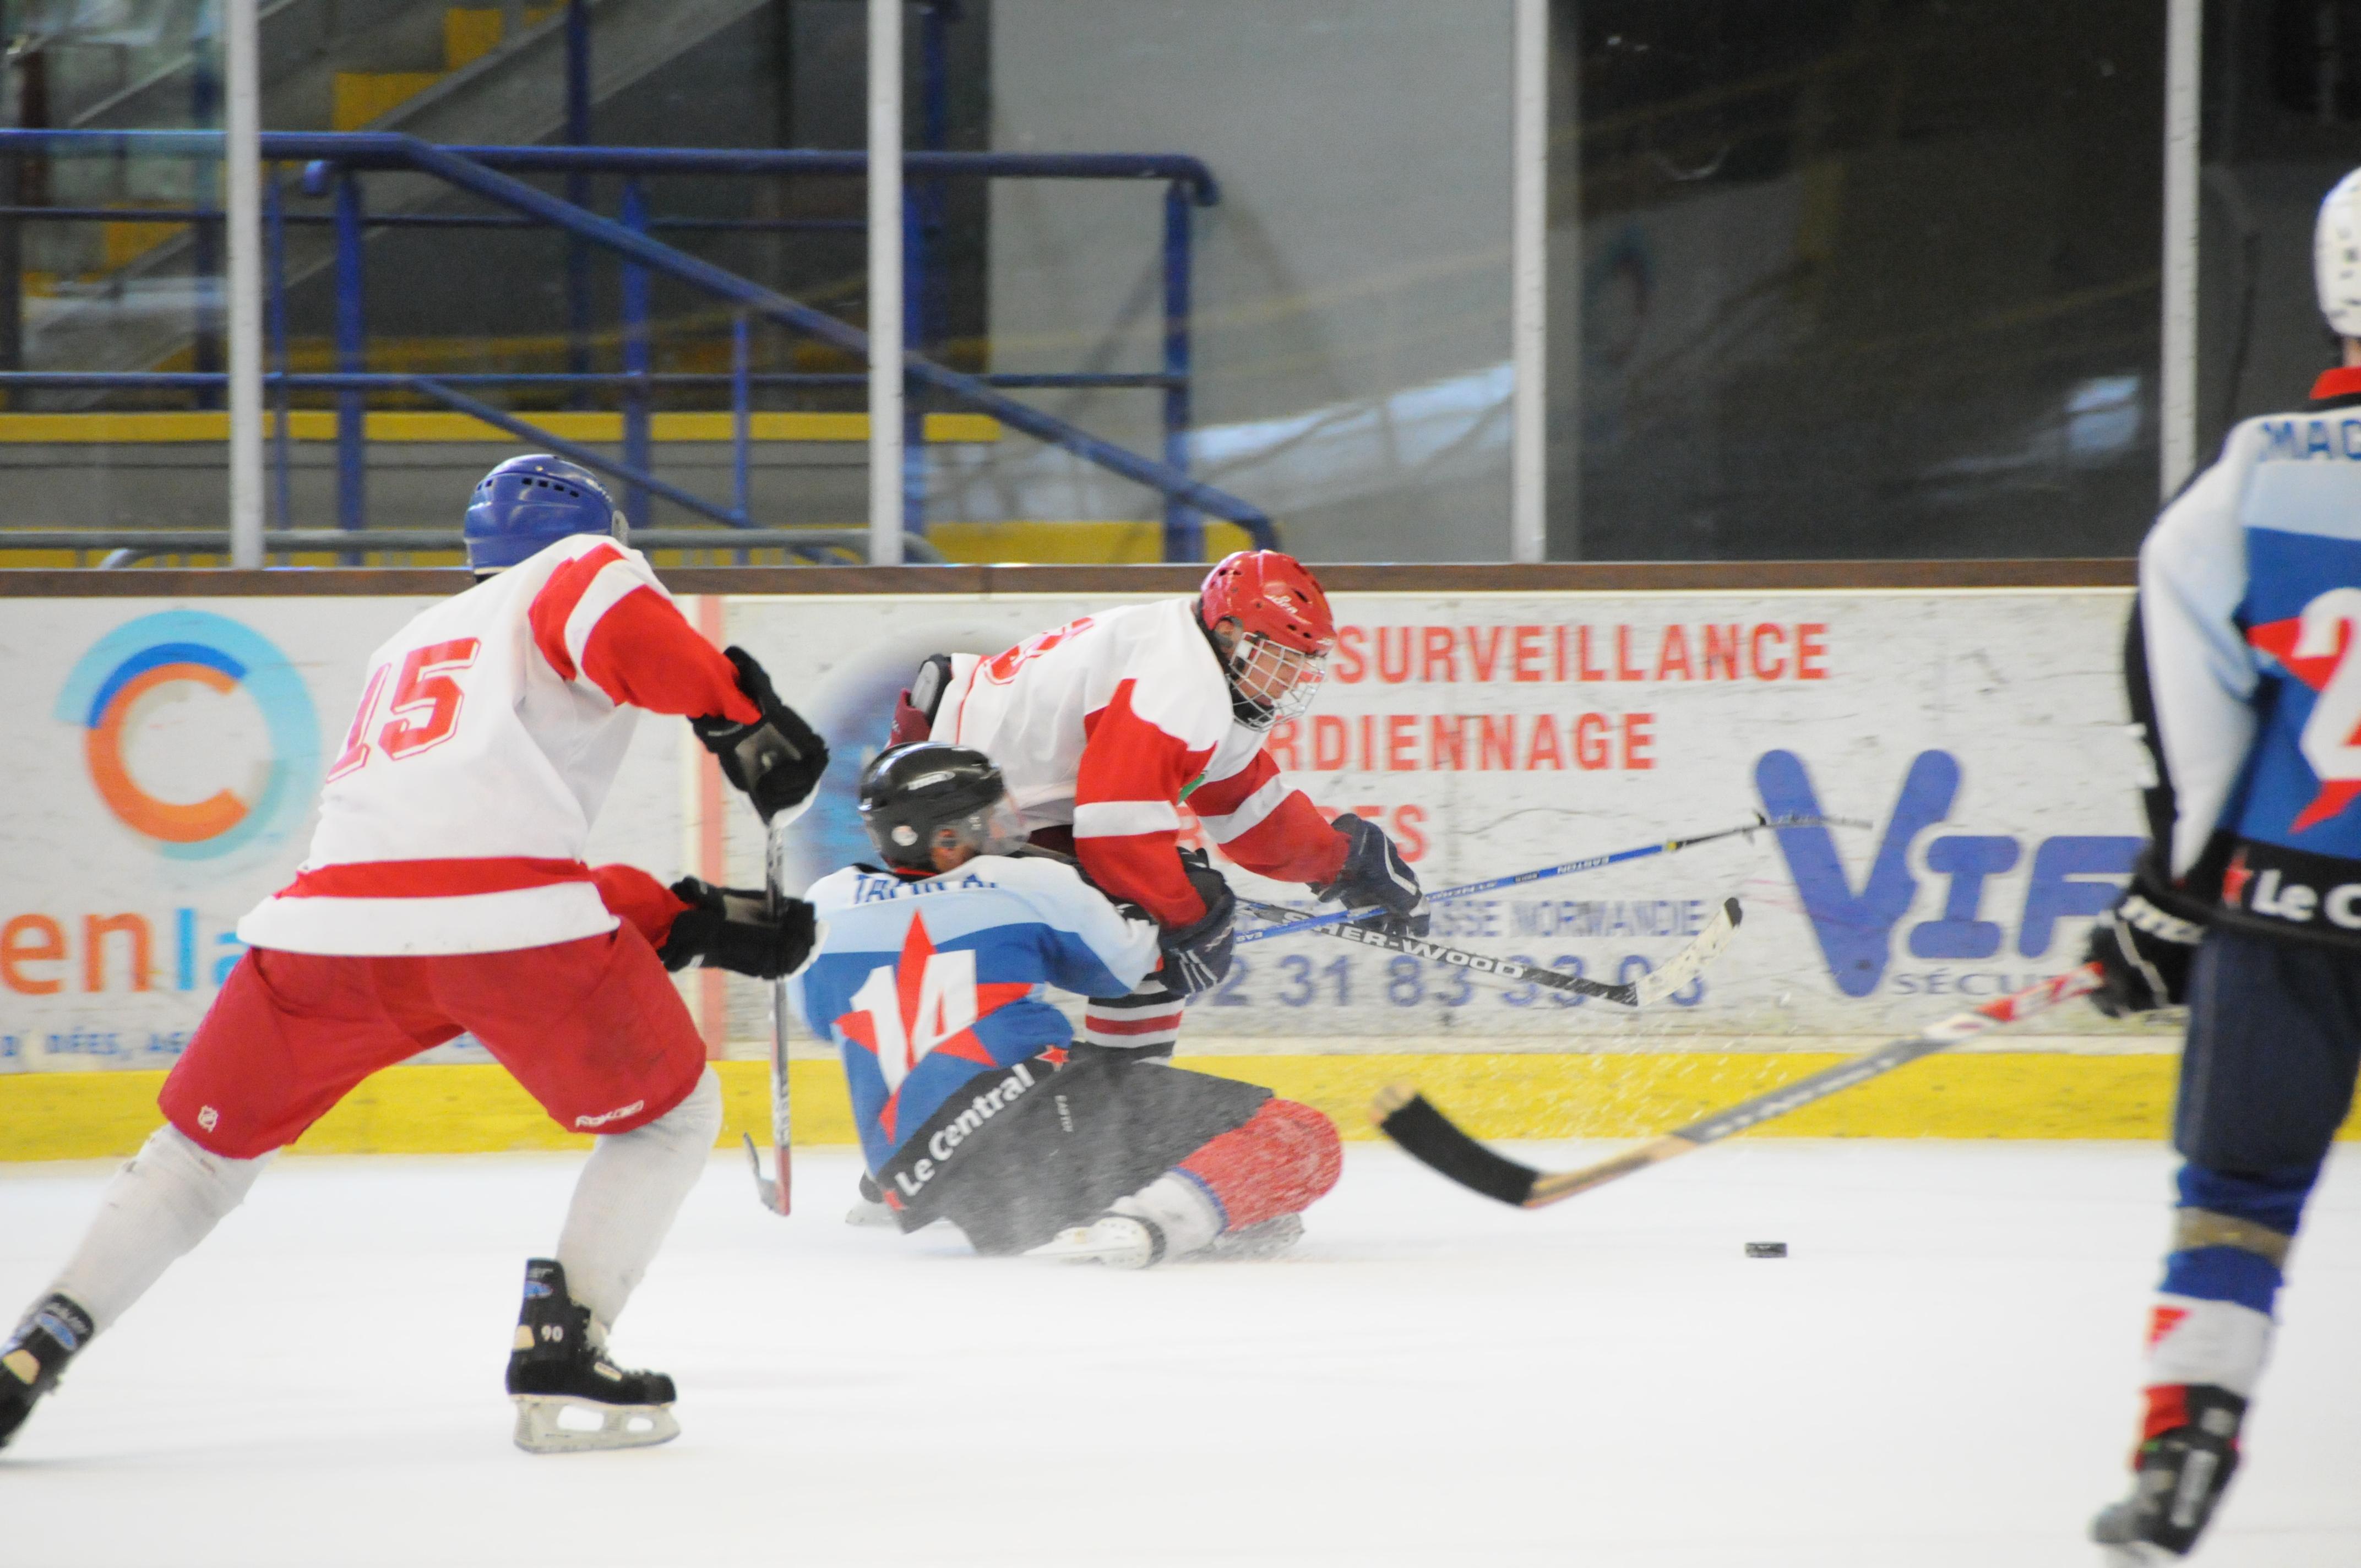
[[2081, 168, 2361, 1562]]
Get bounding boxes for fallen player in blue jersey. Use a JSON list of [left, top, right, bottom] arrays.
[[788, 742, 1340, 1265]]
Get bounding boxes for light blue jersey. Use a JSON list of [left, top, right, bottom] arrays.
[[790, 853, 1161, 1175]]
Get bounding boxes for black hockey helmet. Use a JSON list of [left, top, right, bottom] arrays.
[[857, 742, 1026, 870]]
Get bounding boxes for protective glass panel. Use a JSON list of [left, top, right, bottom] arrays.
[[1563, 0, 2170, 559], [2196, 1, 2361, 453]]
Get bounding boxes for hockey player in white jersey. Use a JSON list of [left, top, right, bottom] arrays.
[[890, 549, 1426, 1059], [2081, 172, 2361, 1560], [0, 456, 828, 1457], [794, 742, 1341, 1262]]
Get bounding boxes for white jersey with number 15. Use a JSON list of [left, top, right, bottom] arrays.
[[237, 533, 754, 959]]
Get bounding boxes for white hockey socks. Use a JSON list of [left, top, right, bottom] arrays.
[[554, 1068, 722, 1336], [49, 1125, 270, 1332], [1111, 1173, 1225, 1260], [2142, 1294, 2274, 1399]]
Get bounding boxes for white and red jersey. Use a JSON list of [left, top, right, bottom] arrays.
[[237, 535, 755, 957], [933, 597, 1346, 927]]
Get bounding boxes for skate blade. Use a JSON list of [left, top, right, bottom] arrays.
[[510, 1394, 680, 1455], [1027, 1226, 1111, 1262], [844, 1197, 899, 1228], [1025, 1224, 1156, 1268], [1201, 1213, 1304, 1262], [2095, 1547, 2173, 1567], [1027, 1227, 1134, 1265]]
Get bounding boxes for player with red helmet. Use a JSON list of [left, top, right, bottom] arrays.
[[890, 549, 1424, 1059]]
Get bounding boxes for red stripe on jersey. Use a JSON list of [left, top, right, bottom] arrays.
[[1087, 1010, 1185, 1036], [277, 857, 595, 899], [1078, 832, 1205, 929], [1074, 678, 1213, 927], [526, 541, 625, 682], [589, 862, 694, 949], [1188, 747, 1347, 884], [578, 586, 756, 720], [1188, 749, 1279, 816], [1219, 791, 1347, 885]]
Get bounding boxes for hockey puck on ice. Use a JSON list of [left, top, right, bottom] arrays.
[[1744, 1242, 1787, 1258]]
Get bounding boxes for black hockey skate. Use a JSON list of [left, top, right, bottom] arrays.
[[2091, 1385, 2246, 1561], [504, 1259, 678, 1454], [0, 1294, 94, 1452]]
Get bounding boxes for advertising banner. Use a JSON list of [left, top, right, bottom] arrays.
[[0, 596, 689, 1072], [1, 585, 2156, 1072], [729, 588, 2153, 1044]]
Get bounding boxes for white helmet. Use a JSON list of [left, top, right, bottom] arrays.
[[2318, 167, 2361, 339]]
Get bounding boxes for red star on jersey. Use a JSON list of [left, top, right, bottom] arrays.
[[2218, 848, 2255, 908], [836, 912, 1032, 1143], [2248, 616, 2361, 831]]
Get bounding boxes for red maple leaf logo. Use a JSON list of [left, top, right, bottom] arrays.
[[836, 912, 1032, 1142], [2248, 615, 2361, 831], [2146, 1304, 2189, 1348]]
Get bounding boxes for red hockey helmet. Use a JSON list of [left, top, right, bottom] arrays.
[[1199, 550, 1335, 655], [1198, 551, 1335, 729]]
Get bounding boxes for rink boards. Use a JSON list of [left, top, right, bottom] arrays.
[[1, 563, 2229, 1159], [0, 1049, 2219, 1162]]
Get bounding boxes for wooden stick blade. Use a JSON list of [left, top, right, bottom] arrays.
[[1633, 897, 1742, 1008], [1369, 1083, 1541, 1207]]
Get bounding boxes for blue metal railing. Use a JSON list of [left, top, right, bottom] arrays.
[[0, 129, 1275, 560]]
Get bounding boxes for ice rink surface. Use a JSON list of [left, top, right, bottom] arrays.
[[4, 1139, 2359, 1568]]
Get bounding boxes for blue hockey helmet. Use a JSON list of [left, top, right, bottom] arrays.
[[463, 455, 623, 573]]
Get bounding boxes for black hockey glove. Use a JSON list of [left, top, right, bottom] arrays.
[[659, 876, 821, 980], [1308, 813, 1429, 937], [691, 647, 830, 825], [2083, 856, 2209, 1017], [1157, 850, 1237, 999]]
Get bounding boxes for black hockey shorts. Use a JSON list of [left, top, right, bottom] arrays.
[[922, 1055, 1270, 1256], [2175, 925, 2361, 1176]]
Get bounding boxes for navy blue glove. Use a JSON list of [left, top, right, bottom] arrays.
[[1157, 850, 1236, 998], [2084, 857, 2207, 1017], [692, 647, 830, 825], [660, 877, 820, 980], [1310, 813, 1428, 937]]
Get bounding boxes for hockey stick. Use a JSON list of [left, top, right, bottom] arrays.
[[1236, 812, 1853, 946], [1370, 962, 2104, 1207], [1237, 894, 1743, 1009], [741, 813, 795, 1217]]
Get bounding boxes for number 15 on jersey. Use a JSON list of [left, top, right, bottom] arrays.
[[327, 638, 483, 782]]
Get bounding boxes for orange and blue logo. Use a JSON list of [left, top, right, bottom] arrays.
[[55, 611, 319, 861]]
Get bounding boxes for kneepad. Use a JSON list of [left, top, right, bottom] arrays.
[[1178, 1098, 1342, 1232]]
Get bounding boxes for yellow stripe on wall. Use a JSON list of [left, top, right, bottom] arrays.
[[0, 412, 1000, 445], [0, 1050, 2219, 1164]]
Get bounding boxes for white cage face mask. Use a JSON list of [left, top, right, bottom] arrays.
[[1229, 633, 1327, 729]]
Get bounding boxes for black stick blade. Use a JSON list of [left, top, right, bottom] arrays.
[[1370, 1084, 1540, 1207]]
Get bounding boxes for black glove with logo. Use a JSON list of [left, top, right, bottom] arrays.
[[1157, 850, 1237, 999], [1308, 813, 1429, 937], [659, 876, 821, 980], [691, 647, 830, 825], [2084, 856, 2209, 1017]]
